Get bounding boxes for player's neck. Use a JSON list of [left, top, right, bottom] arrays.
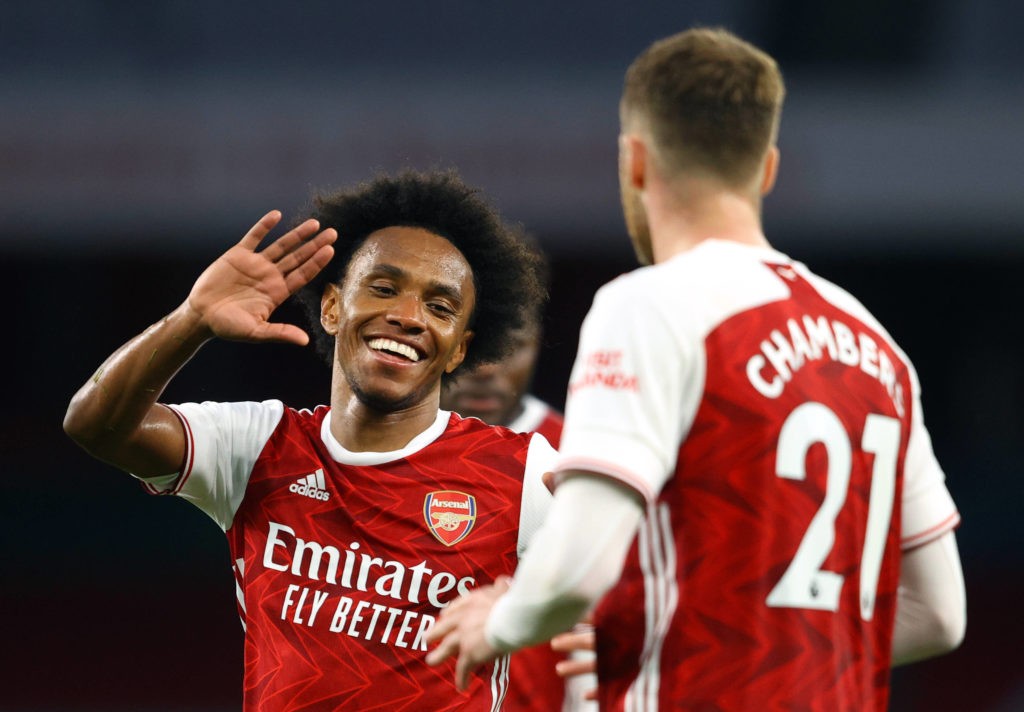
[[648, 184, 769, 263], [329, 388, 443, 453]]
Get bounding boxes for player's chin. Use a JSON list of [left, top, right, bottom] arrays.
[[351, 381, 426, 412]]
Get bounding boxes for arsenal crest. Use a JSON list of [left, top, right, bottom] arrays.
[[424, 490, 477, 547]]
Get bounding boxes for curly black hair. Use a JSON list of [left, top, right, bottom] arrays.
[[295, 169, 547, 380]]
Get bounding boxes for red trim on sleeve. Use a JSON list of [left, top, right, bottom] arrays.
[[169, 406, 196, 495], [901, 511, 961, 551], [138, 406, 196, 496]]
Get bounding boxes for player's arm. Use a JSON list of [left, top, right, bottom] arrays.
[[891, 530, 966, 665], [63, 211, 336, 477], [487, 473, 643, 647], [890, 356, 966, 665], [426, 472, 643, 689]]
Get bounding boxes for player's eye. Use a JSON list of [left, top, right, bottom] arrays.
[[369, 283, 397, 296], [428, 302, 455, 317]]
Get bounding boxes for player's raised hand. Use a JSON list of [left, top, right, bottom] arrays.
[[425, 577, 509, 691], [187, 211, 337, 345]]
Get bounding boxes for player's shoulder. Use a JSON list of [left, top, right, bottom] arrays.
[[787, 258, 918, 380], [622, 239, 784, 294], [593, 239, 794, 334], [445, 411, 535, 447], [440, 413, 543, 481], [280, 402, 329, 423], [801, 269, 893, 340], [172, 398, 288, 425]]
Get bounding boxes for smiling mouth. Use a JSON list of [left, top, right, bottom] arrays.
[[368, 338, 421, 362]]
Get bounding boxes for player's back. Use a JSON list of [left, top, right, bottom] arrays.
[[592, 240, 917, 711]]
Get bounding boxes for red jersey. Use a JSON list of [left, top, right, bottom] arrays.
[[554, 240, 959, 711], [141, 404, 555, 711], [502, 396, 582, 712]]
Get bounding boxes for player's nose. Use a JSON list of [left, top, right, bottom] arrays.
[[385, 295, 427, 331]]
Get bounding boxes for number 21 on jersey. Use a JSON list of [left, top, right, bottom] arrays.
[[767, 402, 901, 621]]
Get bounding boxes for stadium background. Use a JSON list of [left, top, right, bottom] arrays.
[[2, 1, 1021, 709]]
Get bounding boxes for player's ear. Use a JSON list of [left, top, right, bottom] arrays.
[[320, 284, 340, 335], [444, 330, 474, 374], [620, 133, 647, 190], [760, 146, 780, 196]]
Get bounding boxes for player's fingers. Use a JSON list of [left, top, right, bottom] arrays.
[[555, 658, 596, 678], [283, 243, 336, 294], [279, 228, 335, 277], [239, 210, 282, 251], [444, 591, 472, 615], [253, 322, 310, 347], [261, 218, 322, 262], [550, 629, 595, 653], [424, 631, 459, 666], [454, 652, 476, 692], [424, 612, 458, 646]]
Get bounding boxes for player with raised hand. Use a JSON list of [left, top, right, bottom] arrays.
[[65, 169, 564, 711], [427, 28, 966, 710], [63, 211, 336, 475]]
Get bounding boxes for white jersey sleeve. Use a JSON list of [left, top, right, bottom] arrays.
[[900, 366, 960, 548], [553, 272, 697, 500], [516, 432, 558, 558], [133, 399, 285, 531], [487, 475, 644, 650]]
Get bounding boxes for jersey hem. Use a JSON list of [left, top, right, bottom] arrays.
[[553, 455, 653, 502], [901, 511, 960, 551], [139, 404, 195, 496]]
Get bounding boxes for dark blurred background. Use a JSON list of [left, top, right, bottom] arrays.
[[2, 1, 1021, 710]]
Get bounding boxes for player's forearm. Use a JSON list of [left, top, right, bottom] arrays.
[[63, 302, 211, 456], [485, 474, 644, 650], [891, 532, 966, 666]]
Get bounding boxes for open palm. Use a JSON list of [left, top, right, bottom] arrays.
[[188, 211, 337, 345]]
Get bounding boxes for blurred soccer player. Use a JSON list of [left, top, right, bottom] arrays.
[[64, 170, 564, 711], [441, 258, 562, 445], [442, 284, 597, 712], [427, 28, 966, 710]]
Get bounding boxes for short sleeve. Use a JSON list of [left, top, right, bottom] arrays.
[[554, 275, 701, 501], [900, 370, 960, 549], [516, 433, 557, 557], [134, 399, 285, 530]]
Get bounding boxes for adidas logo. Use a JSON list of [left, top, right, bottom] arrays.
[[288, 468, 331, 501]]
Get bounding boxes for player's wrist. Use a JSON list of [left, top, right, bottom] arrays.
[[172, 300, 217, 344], [483, 593, 521, 653]]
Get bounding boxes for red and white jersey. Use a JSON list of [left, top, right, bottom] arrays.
[[139, 403, 555, 711], [502, 397, 594, 712], [553, 239, 959, 712], [507, 395, 564, 449]]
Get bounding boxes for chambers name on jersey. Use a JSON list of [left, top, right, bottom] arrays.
[[138, 402, 554, 712], [555, 240, 959, 712]]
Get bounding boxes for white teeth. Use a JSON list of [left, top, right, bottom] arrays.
[[368, 338, 420, 362]]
